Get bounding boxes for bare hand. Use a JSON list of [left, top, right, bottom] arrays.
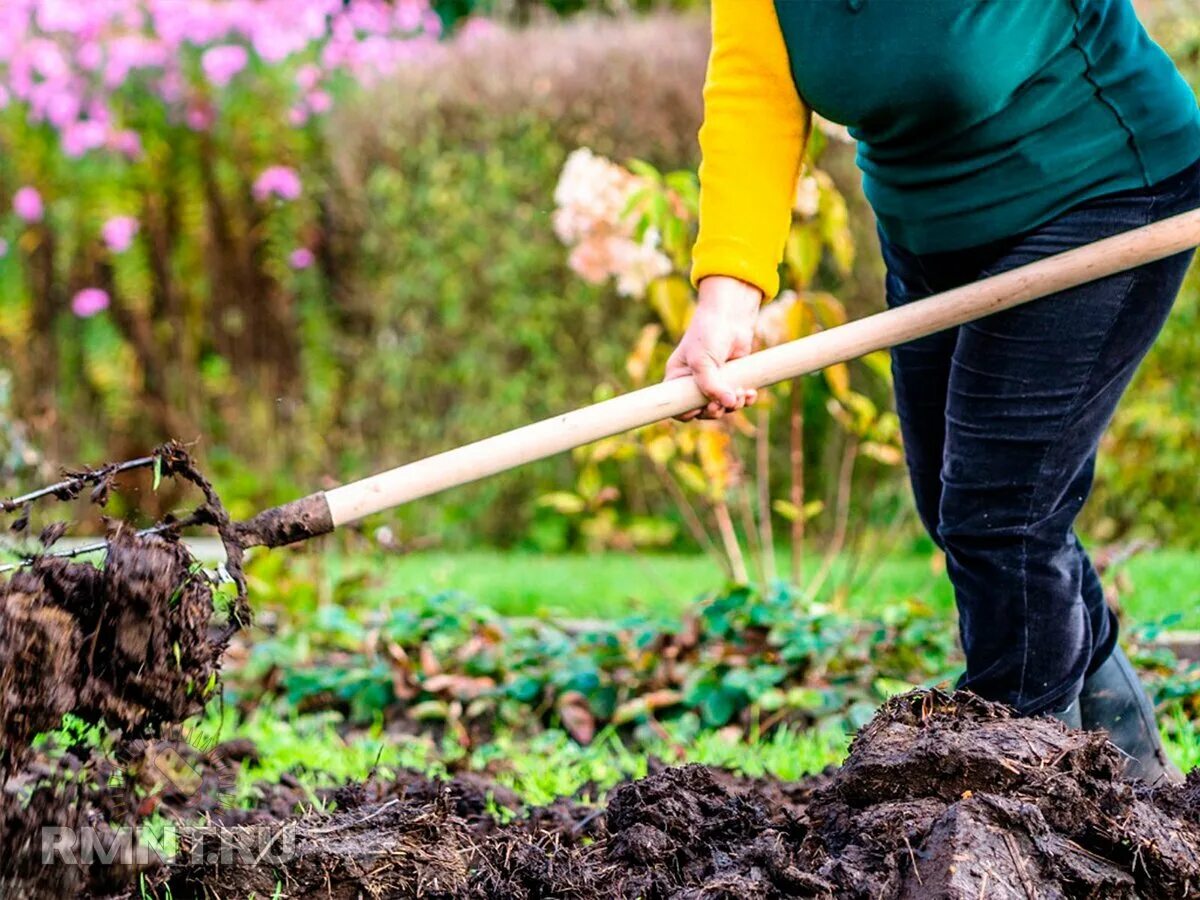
[[664, 276, 761, 421]]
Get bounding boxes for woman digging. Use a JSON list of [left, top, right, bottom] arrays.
[[666, 0, 1200, 784]]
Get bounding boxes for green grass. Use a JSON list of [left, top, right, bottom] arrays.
[[303, 545, 1198, 628], [191, 702, 1198, 813], [190, 706, 849, 813]]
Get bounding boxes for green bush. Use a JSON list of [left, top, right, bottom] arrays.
[[1090, 14, 1200, 545], [315, 15, 713, 543]]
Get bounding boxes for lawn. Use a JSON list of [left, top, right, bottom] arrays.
[[307, 544, 1198, 628]]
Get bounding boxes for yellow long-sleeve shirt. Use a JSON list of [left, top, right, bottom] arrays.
[[691, 0, 810, 301]]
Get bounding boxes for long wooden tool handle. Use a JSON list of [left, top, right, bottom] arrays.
[[240, 208, 1200, 547]]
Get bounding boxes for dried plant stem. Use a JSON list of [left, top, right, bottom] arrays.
[[726, 434, 765, 586], [737, 482, 766, 588], [807, 435, 859, 602], [755, 406, 777, 585], [788, 378, 806, 588], [713, 499, 748, 585], [653, 462, 727, 578]]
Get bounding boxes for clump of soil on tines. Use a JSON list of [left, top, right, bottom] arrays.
[[161, 691, 1200, 900], [0, 530, 226, 775], [0, 447, 245, 898], [1, 444, 245, 777]]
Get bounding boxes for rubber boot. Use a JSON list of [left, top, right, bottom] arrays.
[[1048, 699, 1082, 730], [1080, 646, 1183, 785]]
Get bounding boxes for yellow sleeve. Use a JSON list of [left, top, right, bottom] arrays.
[[691, 0, 811, 300]]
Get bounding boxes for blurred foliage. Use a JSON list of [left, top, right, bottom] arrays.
[[0, 9, 1196, 548], [235, 559, 958, 745], [1090, 10, 1200, 545], [324, 15, 711, 544], [228, 547, 1200, 748], [544, 144, 904, 589]]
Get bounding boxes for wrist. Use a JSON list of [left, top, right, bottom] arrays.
[[697, 275, 763, 310]]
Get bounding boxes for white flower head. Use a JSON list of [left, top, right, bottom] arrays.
[[794, 175, 820, 219], [755, 290, 799, 347]]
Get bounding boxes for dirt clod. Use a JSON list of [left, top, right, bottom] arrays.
[[1, 530, 226, 775]]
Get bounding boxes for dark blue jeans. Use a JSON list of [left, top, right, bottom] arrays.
[[881, 158, 1200, 716]]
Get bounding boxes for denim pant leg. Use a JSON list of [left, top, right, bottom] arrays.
[[885, 268, 956, 543], [883, 160, 1200, 715]]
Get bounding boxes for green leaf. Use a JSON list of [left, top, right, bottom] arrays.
[[784, 225, 822, 290], [538, 492, 586, 515], [698, 687, 738, 728], [672, 460, 708, 496], [152, 455, 162, 492], [627, 158, 662, 183]]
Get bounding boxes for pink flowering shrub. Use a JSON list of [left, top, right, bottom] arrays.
[[253, 166, 303, 202], [0, 0, 466, 463], [12, 186, 42, 223], [70, 287, 110, 318]]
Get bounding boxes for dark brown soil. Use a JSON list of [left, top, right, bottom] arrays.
[[0, 446, 251, 898], [148, 691, 1200, 900], [0, 444, 250, 776], [0, 530, 226, 775]]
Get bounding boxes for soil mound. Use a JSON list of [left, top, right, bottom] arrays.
[[161, 691, 1200, 900], [0, 530, 226, 775], [799, 690, 1200, 898]]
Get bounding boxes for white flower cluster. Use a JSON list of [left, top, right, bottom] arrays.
[[794, 175, 820, 219], [754, 290, 798, 348], [553, 148, 672, 299]]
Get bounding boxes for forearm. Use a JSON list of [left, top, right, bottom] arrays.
[[691, 0, 811, 300]]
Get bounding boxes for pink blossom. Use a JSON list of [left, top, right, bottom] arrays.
[[36, 0, 93, 35], [253, 165, 302, 202], [108, 129, 143, 159], [201, 44, 249, 88], [456, 17, 498, 47], [394, 0, 426, 32], [185, 104, 215, 132], [13, 187, 44, 223], [306, 89, 331, 115], [37, 83, 81, 128], [295, 63, 322, 92], [77, 41, 104, 72], [253, 26, 307, 64], [0, 0, 444, 159], [102, 215, 139, 253], [103, 35, 168, 89], [288, 105, 309, 127], [289, 247, 314, 270], [71, 288, 110, 318], [421, 10, 444, 39], [61, 120, 109, 157]]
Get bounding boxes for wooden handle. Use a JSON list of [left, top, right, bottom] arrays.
[[322, 207, 1200, 528]]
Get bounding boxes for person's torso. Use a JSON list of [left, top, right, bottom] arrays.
[[772, 0, 1200, 252]]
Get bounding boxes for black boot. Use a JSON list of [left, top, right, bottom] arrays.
[[1048, 699, 1081, 730], [1080, 646, 1183, 785]]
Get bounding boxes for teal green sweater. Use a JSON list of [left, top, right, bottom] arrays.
[[774, 0, 1200, 253]]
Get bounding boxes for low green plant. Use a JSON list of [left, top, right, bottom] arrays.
[[234, 580, 959, 745]]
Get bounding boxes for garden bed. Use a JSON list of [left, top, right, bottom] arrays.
[[161, 692, 1200, 899], [6, 692, 1200, 899]]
